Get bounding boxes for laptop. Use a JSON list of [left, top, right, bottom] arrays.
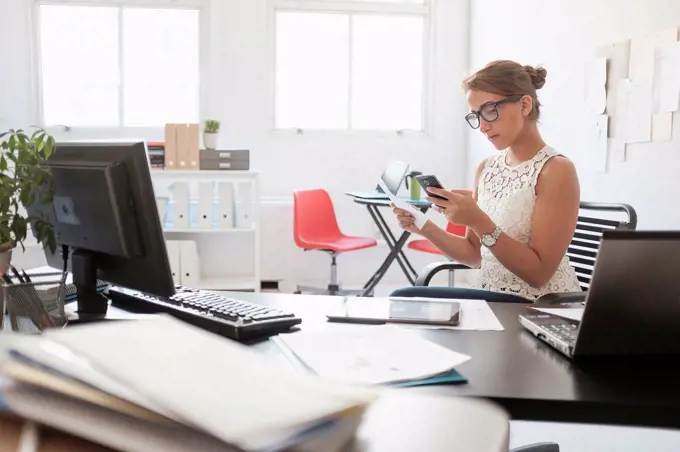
[[519, 230, 680, 359], [346, 160, 410, 200]]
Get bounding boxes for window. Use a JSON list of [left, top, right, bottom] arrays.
[[273, 1, 428, 132], [37, 3, 200, 128]]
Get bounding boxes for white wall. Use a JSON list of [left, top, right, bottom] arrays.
[[467, 0, 680, 230], [0, 0, 471, 288]]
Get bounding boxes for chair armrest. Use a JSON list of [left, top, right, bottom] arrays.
[[511, 442, 560, 452], [415, 261, 473, 286], [535, 291, 586, 304]]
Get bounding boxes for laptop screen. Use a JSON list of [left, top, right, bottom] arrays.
[[381, 161, 410, 195]]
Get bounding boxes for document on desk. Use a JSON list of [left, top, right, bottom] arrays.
[[274, 326, 470, 386], [377, 179, 428, 229], [389, 297, 505, 331], [2, 315, 376, 452]]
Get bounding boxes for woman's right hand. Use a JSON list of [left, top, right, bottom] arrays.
[[391, 204, 425, 234]]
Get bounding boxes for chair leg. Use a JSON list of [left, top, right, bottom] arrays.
[[447, 269, 455, 287], [328, 253, 340, 295], [296, 251, 363, 296]]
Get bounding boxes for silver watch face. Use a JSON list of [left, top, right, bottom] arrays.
[[481, 234, 496, 247]]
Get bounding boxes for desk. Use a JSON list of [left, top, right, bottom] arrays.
[[199, 291, 680, 430], [348, 196, 431, 296]]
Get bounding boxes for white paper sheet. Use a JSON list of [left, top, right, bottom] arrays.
[[652, 112, 673, 141], [629, 34, 656, 84], [377, 179, 428, 229], [275, 326, 471, 386], [622, 79, 653, 143], [585, 57, 607, 114], [611, 138, 627, 163], [389, 297, 504, 331], [533, 308, 584, 322], [653, 42, 680, 113], [587, 115, 608, 172], [596, 39, 631, 137]]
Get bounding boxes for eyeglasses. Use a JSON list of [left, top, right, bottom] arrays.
[[465, 94, 524, 129]]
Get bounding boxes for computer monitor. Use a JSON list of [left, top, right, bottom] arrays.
[[377, 160, 410, 195], [27, 141, 175, 319]]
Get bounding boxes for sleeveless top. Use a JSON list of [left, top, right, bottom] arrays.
[[475, 146, 582, 300]]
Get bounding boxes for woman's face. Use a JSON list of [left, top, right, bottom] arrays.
[[466, 90, 532, 151]]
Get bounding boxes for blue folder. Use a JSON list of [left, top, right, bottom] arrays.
[[393, 368, 467, 387]]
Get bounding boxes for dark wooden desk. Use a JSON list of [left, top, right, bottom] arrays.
[[347, 196, 431, 295], [218, 291, 680, 430]]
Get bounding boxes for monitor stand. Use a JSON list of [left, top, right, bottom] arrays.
[[68, 250, 115, 324], [66, 250, 158, 325]]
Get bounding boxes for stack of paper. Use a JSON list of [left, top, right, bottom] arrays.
[[272, 326, 471, 386], [0, 316, 376, 452]]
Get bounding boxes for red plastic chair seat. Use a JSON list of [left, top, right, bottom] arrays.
[[408, 239, 443, 255], [301, 236, 377, 253], [294, 189, 377, 254], [407, 222, 466, 256]]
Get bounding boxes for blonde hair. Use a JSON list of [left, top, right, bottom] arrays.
[[463, 60, 547, 120]]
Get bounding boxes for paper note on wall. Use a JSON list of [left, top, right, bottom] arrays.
[[596, 40, 631, 138], [652, 112, 673, 141], [653, 42, 680, 113], [629, 35, 656, 84], [585, 57, 607, 114], [587, 115, 608, 173], [623, 80, 653, 143]]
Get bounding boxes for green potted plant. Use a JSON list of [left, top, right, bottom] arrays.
[[203, 119, 220, 150], [0, 128, 57, 273]]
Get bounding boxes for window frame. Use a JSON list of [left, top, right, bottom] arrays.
[[30, 0, 207, 137], [268, 0, 434, 137]]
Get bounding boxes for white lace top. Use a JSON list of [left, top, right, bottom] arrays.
[[475, 146, 582, 300]]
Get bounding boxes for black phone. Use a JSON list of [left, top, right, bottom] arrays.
[[415, 174, 447, 200]]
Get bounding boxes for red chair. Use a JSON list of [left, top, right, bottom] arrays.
[[293, 189, 377, 295], [407, 222, 467, 286]]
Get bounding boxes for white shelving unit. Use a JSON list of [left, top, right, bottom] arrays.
[[151, 170, 261, 292]]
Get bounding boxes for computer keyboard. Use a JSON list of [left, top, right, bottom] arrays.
[[108, 286, 302, 341], [542, 323, 579, 345]]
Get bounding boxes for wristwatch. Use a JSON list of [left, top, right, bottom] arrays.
[[480, 225, 502, 248]]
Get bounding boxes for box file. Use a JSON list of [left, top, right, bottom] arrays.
[[217, 182, 235, 229], [197, 182, 214, 229], [171, 182, 190, 229]]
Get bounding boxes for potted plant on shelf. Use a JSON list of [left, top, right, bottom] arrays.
[[203, 119, 220, 150], [0, 128, 57, 274]]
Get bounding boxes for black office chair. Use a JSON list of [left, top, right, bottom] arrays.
[[413, 202, 638, 295]]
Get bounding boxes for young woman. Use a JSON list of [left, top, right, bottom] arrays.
[[392, 60, 582, 302]]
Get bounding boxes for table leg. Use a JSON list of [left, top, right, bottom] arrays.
[[371, 205, 419, 277], [360, 205, 418, 296]]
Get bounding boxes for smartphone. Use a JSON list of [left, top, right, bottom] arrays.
[[415, 174, 447, 200]]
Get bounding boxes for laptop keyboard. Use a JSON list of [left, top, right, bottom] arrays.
[[542, 323, 578, 345]]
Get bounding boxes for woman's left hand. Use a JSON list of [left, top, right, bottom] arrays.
[[425, 188, 489, 230]]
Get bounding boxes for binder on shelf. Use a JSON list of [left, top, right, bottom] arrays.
[[155, 197, 168, 228], [165, 240, 181, 285], [179, 240, 201, 287], [197, 182, 214, 229], [175, 124, 189, 169], [236, 181, 254, 229], [217, 182, 235, 229], [164, 124, 177, 170], [187, 124, 200, 170], [172, 182, 190, 229]]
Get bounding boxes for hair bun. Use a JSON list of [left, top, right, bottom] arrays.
[[524, 65, 547, 89]]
